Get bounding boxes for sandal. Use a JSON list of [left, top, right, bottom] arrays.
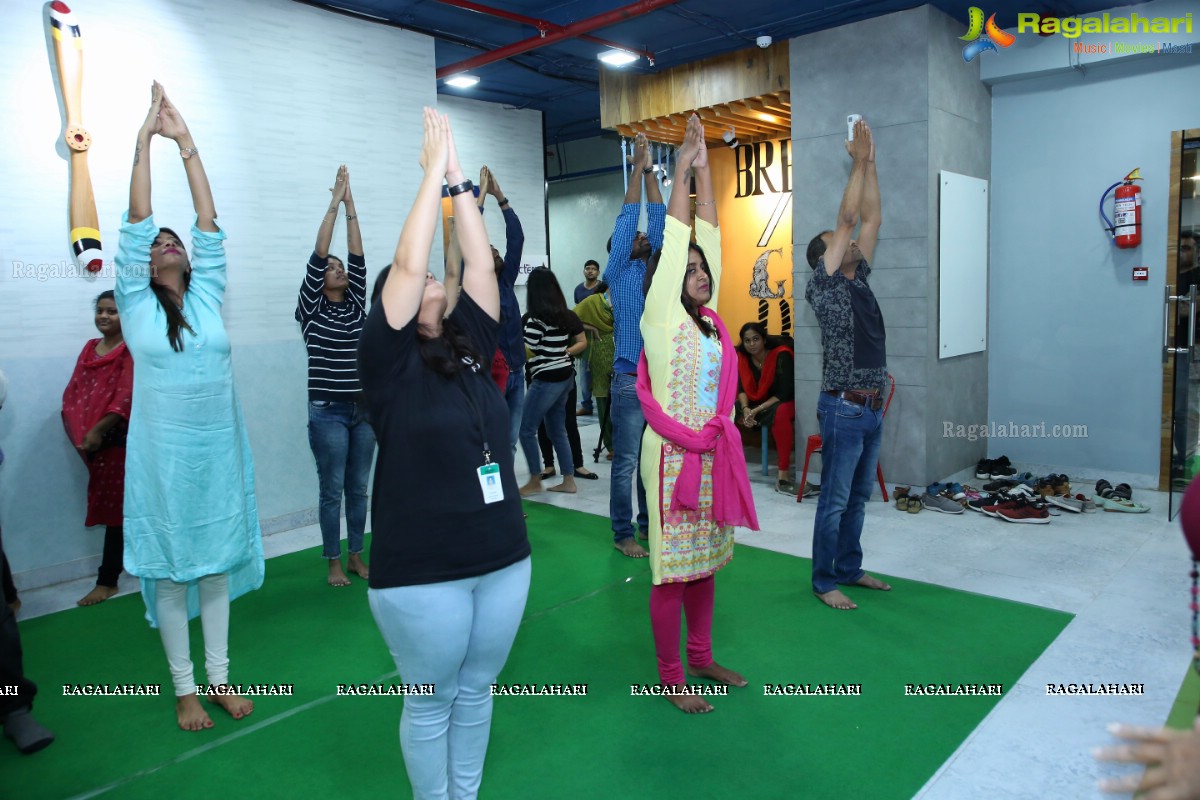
[[894, 486, 911, 510], [906, 494, 923, 513], [574, 469, 600, 480]]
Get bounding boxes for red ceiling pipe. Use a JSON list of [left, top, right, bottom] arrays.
[[431, 0, 656, 62], [435, 0, 679, 79]]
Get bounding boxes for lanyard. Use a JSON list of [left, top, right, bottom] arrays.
[[455, 366, 492, 465]]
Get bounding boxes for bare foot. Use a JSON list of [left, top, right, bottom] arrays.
[[854, 574, 892, 591], [207, 687, 254, 720], [814, 589, 857, 610], [688, 662, 748, 687], [519, 478, 543, 497], [327, 561, 351, 587], [664, 687, 714, 714], [615, 539, 648, 558], [347, 554, 369, 580], [77, 584, 118, 606], [548, 476, 577, 494], [176, 694, 214, 731]]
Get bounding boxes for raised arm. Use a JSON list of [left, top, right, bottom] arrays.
[[690, 119, 717, 228], [128, 82, 163, 224], [381, 108, 449, 330], [667, 115, 702, 225], [443, 216, 462, 316], [157, 88, 216, 232], [449, 120, 499, 320], [624, 133, 648, 206], [823, 118, 872, 276], [315, 165, 347, 258], [344, 169, 363, 258], [857, 124, 881, 265]]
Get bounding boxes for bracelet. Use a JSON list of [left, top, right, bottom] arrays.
[[642, 166, 654, 175], [695, 200, 715, 206], [179, 147, 198, 159], [447, 180, 473, 197], [497, 197, 509, 206], [345, 213, 357, 222]]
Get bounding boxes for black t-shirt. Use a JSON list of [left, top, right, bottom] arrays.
[[357, 291, 530, 588]]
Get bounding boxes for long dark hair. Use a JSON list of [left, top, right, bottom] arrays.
[[526, 267, 571, 330], [150, 227, 195, 352], [643, 242, 716, 339], [738, 321, 768, 349], [419, 317, 482, 377]]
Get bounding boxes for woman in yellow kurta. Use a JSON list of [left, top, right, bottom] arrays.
[[637, 114, 759, 713]]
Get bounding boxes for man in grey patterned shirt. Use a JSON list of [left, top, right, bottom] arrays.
[[803, 118, 890, 611]]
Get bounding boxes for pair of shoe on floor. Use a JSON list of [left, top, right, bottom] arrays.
[[966, 487, 1051, 523], [539, 467, 598, 481], [893, 486, 925, 513], [894, 486, 962, 514], [976, 455, 1016, 479], [1094, 479, 1149, 513], [778, 478, 819, 496]]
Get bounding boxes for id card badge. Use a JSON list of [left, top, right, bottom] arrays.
[[477, 463, 504, 504]]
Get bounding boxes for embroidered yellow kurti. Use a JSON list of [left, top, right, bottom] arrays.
[[639, 215, 732, 585]]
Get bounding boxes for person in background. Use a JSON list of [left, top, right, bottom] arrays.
[[638, 114, 758, 713], [605, 132, 665, 558], [735, 322, 796, 494], [62, 290, 134, 605], [476, 166, 525, 449], [574, 259, 602, 415], [575, 283, 615, 460], [0, 369, 56, 755], [804, 117, 889, 611], [117, 82, 263, 730], [296, 165, 374, 587], [518, 267, 586, 496], [359, 108, 530, 800]]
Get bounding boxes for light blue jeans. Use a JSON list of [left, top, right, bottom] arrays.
[[811, 392, 883, 594], [609, 372, 648, 542], [368, 557, 531, 800], [519, 378, 574, 479]]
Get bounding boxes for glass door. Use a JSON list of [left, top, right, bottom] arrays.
[[1168, 139, 1200, 519]]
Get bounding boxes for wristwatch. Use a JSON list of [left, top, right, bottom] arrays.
[[180, 147, 198, 159]]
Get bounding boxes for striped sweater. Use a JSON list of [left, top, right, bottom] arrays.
[[523, 311, 583, 383], [295, 250, 367, 401]]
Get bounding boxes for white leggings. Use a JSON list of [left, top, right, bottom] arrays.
[[155, 574, 230, 697]]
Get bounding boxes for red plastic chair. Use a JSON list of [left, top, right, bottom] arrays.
[[797, 374, 895, 503]]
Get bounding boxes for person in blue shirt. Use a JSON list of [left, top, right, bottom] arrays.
[[477, 166, 525, 449], [605, 133, 665, 558]]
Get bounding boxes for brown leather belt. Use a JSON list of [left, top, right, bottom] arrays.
[[825, 389, 883, 410]]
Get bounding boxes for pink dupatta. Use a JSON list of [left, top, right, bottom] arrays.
[[636, 308, 759, 531]]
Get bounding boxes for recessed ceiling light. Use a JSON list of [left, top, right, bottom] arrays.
[[598, 49, 638, 67], [445, 74, 479, 88]]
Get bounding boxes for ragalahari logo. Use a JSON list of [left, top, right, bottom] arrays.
[[961, 7, 1016, 62]]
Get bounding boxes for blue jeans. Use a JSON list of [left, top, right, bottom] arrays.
[[609, 372, 648, 543], [519, 378, 574, 479], [504, 370, 526, 452], [369, 556, 530, 800], [811, 392, 883, 594], [578, 356, 593, 411], [308, 400, 376, 559]]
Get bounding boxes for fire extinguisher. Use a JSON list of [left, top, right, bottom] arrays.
[[1099, 168, 1142, 248]]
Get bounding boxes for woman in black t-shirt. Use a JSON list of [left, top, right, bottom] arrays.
[[517, 267, 587, 496], [357, 109, 530, 800]]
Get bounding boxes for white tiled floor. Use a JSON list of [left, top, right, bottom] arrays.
[[15, 443, 1195, 799]]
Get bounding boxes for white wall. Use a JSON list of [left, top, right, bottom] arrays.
[[989, 34, 1200, 482], [0, 0, 542, 588]]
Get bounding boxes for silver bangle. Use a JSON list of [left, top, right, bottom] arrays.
[[695, 200, 715, 206]]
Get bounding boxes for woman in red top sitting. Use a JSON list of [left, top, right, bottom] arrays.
[[736, 322, 796, 494]]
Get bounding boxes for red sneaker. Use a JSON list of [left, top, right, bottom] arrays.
[[997, 501, 1050, 524]]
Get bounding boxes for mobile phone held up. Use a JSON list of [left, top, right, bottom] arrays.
[[847, 114, 862, 141]]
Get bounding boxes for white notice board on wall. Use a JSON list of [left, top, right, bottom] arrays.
[[938, 171, 989, 359]]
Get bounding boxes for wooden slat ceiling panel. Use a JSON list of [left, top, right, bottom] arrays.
[[614, 92, 790, 147]]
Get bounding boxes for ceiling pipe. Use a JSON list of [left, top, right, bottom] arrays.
[[431, 0, 657, 63], [435, 0, 679, 79]]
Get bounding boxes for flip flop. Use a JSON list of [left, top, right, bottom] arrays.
[[574, 470, 600, 480]]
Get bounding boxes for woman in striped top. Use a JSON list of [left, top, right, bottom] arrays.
[[518, 267, 586, 496], [295, 165, 375, 587]]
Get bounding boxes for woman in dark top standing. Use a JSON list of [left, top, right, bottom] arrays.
[[735, 322, 796, 494], [518, 267, 586, 496], [358, 108, 530, 800], [296, 165, 375, 587]]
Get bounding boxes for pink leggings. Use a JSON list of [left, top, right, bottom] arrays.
[[649, 574, 715, 685]]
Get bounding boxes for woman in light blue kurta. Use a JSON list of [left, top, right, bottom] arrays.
[[115, 83, 263, 731]]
